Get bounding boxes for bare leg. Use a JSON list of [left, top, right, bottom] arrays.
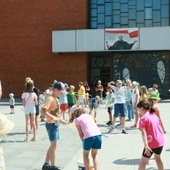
[[35, 115, 39, 131], [112, 117, 117, 127], [91, 149, 99, 170], [45, 141, 57, 166], [120, 116, 125, 129], [83, 150, 90, 170], [25, 114, 30, 140], [30, 114, 36, 140], [138, 156, 149, 170], [109, 113, 112, 122], [62, 111, 65, 120], [154, 153, 164, 170]]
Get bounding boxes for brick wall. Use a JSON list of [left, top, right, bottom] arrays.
[[0, 0, 89, 97]]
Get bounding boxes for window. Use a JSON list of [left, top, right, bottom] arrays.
[[113, 3, 120, 10], [153, 11, 160, 22], [105, 3, 111, 15], [145, 0, 152, 7], [129, 9, 136, 19], [161, 5, 169, 17], [91, 9, 97, 17], [98, 5, 105, 13], [137, 0, 144, 10], [98, 14, 104, 23], [145, 20, 152, 27], [145, 8, 152, 19], [137, 12, 144, 23], [121, 4, 128, 12], [153, 0, 160, 10], [105, 16, 112, 27], [89, 0, 170, 29]]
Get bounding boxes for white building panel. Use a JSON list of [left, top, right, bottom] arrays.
[[52, 30, 76, 53], [76, 29, 105, 51], [140, 27, 170, 50]]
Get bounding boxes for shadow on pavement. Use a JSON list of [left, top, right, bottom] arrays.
[[113, 158, 140, 165]]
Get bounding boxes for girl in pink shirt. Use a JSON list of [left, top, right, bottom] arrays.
[[21, 81, 38, 142], [69, 105, 102, 170], [137, 100, 164, 170]]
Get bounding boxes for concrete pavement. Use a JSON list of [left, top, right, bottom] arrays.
[[0, 99, 170, 170]]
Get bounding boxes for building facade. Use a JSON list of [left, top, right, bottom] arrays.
[[0, 0, 170, 98], [88, 0, 170, 97]]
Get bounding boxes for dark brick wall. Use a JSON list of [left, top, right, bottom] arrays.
[[0, 0, 89, 97]]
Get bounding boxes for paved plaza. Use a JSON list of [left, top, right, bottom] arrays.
[[0, 99, 170, 170]]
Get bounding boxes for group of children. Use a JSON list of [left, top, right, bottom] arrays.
[[6, 79, 166, 170]]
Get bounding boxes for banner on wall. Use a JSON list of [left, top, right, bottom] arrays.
[[105, 28, 139, 50]]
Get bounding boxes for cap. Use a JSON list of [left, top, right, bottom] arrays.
[[9, 93, 14, 97], [132, 81, 138, 86], [148, 92, 161, 101], [64, 83, 69, 89], [53, 82, 65, 91], [70, 105, 80, 114], [0, 114, 14, 138]]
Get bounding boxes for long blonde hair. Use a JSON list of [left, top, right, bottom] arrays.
[[140, 85, 149, 100]]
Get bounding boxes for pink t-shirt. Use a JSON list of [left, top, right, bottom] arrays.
[[75, 114, 101, 139], [21, 92, 37, 106], [139, 112, 165, 149]]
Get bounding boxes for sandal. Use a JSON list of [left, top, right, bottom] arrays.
[[24, 138, 28, 142], [30, 138, 36, 142], [108, 126, 114, 133], [122, 130, 128, 134]]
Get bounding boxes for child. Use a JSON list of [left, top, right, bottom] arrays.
[[105, 87, 114, 125], [89, 96, 100, 123], [107, 80, 128, 134], [139, 85, 149, 101], [9, 93, 15, 114], [69, 105, 102, 170], [67, 85, 76, 119], [41, 82, 67, 170], [39, 89, 46, 122], [0, 113, 14, 170], [59, 83, 69, 121], [131, 81, 140, 128], [21, 81, 38, 142], [137, 100, 164, 170], [77, 81, 86, 109], [83, 81, 90, 107], [148, 92, 166, 134]]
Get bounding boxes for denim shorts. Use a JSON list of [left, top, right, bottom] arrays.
[[45, 122, 60, 142], [114, 103, 126, 117], [83, 135, 102, 151]]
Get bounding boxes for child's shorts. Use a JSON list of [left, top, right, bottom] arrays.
[[114, 103, 126, 117], [60, 103, 68, 112], [68, 103, 75, 108], [10, 105, 14, 109], [83, 135, 102, 151], [24, 105, 36, 114], [108, 107, 113, 114], [45, 122, 60, 142], [142, 146, 163, 158]]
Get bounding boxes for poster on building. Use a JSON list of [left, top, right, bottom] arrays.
[[105, 28, 139, 50]]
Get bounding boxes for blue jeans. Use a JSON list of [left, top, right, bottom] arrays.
[[126, 102, 134, 119]]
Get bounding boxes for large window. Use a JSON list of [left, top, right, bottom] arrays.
[[89, 0, 170, 28], [89, 51, 170, 98]]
